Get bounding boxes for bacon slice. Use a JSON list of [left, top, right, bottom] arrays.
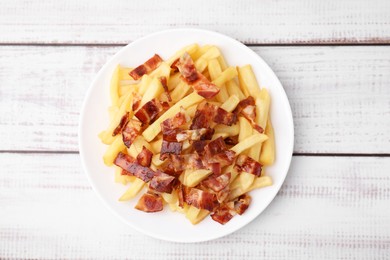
[[161, 108, 189, 141], [190, 101, 217, 129], [134, 98, 164, 125], [192, 140, 207, 154], [135, 193, 163, 213], [159, 76, 172, 102], [149, 171, 176, 193], [234, 194, 251, 215], [234, 97, 264, 133], [114, 152, 156, 182], [213, 108, 237, 126], [160, 141, 182, 160], [112, 112, 129, 136], [235, 154, 262, 177], [168, 154, 205, 172], [216, 186, 230, 203], [211, 205, 234, 225], [136, 146, 153, 167], [204, 137, 236, 167], [176, 128, 209, 142], [170, 58, 180, 71], [176, 53, 220, 99], [129, 54, 163, 80], [122, 119, 142, 148], [184, 188, 218, 211], [203, 172, 231, 192]]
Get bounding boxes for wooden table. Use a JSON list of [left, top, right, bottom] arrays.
[[1, 1, 389, 259]]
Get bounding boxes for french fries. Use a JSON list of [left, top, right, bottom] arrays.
[[99, 43, 276, 225], [260, 118, 275, 165], [231, 133, 268, 155]]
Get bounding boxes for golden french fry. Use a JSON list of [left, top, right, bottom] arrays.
[[167, 72, 181, 91], [217, 54, 228, 70], [195, 46, 221, 72], [192, 45, 213, 60], [170, 81, 191, 103], [260, 118, 275, 165], [229, 176, 273, 200], [137, 74, 153, 96], [150, 138, 163, 153], [103, 135, 126, 166], [212, 67, 238, 88], [208, 59, 229, 102], [182, 169, 212, 187], [214, 124, 239, 136], [118, 178, 145, 201], [231, 133, 268, 155], [220, 95, 240, 112], [238, 117, 252, 142], [142, 92, 204, 142], [238, 172, 255, 190], [118, 66, 133, 80], [139, 77, 164, 108], [110, 65, 120, 106], [238, 65, 262, 98], [226, 80, 246, 100]]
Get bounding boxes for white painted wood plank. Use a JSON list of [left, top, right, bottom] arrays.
[[1, 46, 389, 153], [0, 154, 389, 259], [0, 0, 389, 44]]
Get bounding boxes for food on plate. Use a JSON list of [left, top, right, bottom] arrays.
[[99, 44, 275, 225]]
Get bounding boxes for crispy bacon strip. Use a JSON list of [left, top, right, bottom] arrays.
[[112, 112, 129, 136], [170, 58, 180, 71], [135, 193, 163, 213], [134, 98, 164, 125], [234, 194, 251, 215], [216, 186, 230, 203], [136, 146, 153, 167], [190, 101, 217, 129], [203, 172, 231, 192], [175, 128, 209, 142], [235, 154, 262, 177], [211, 205, 234, 225], [234, 97, 264, 133], [114, 152, 156, 182], [149, 171, 176, 193], [184, 188, 218, 211], [204, 137, 236, 167], [129, 54, 163, 80], [191, 101, 236, 129], [213, 107, 237, 126], [160, 108, 189, 141], [176, 53, 220, 99], [122, 119, 142, 148], [192, 140, 207, 154], [168, 154, 205, 172], [160, 141, 182, 160], [159, 76, 172, 102]]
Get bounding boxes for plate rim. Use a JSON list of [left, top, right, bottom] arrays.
[[79, 28, 294, 243]]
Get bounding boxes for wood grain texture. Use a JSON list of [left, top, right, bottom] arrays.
[[0, 153, 389, 259], [0, 46, 389, 153], [0, 0, 389, 45]]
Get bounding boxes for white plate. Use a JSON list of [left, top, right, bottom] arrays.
[[79, 28, 294, 243]]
